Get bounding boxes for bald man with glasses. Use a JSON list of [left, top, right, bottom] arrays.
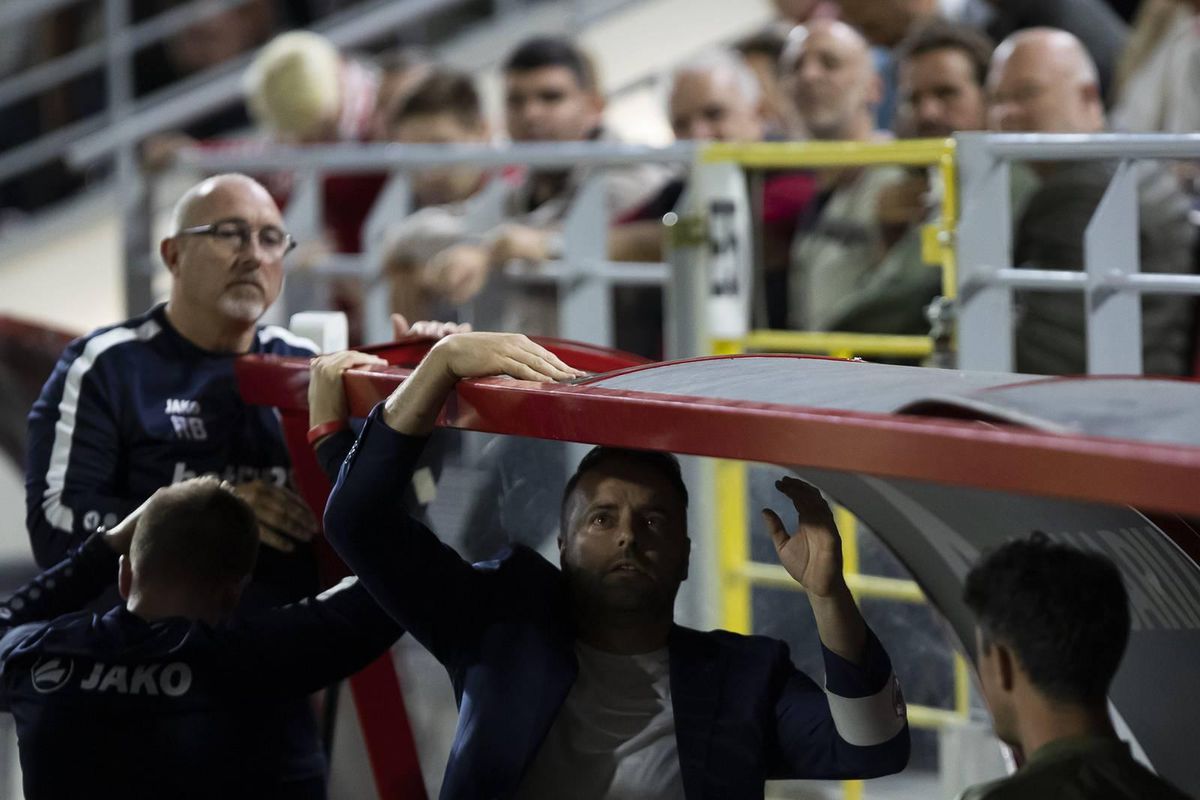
[[27, 173, 323, 570], [23, 173, 348, 790]]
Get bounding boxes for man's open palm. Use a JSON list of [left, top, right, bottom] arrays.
[[762, 477, 844, 598]]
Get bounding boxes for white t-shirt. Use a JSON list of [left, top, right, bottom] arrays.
[[515, 642, 685, 800]]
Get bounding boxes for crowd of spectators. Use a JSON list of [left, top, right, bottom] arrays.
[[4, 0, 1200, 375]]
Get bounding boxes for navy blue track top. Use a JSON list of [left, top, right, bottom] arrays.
[[0, 534, 402, 800], [25, 303, 319, 608]]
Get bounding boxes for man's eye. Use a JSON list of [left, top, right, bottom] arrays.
[[260, 228, 285, 247], [214, 224, 244, 240], [592, 513, 611, 527]]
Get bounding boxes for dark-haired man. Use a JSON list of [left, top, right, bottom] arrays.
[[820, 19, 1000, 337], [323, 331, 910, 798], [400, 36, 668, 330], [958, 535, 1189, 800], [0, 477, 402, 799]]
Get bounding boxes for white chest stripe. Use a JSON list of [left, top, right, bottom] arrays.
[[42, 319, 162, 532], [825, 673, 908, 747]]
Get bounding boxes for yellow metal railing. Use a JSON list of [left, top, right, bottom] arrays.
[[699, 139, 969, 799], [701, 138, 959, 302]]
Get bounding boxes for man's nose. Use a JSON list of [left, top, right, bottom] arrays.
[[916, 96, 941, 126]]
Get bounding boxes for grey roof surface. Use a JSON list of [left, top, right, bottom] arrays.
[[589, 356, 1200, 448], [590, 356, 1026, 414], [934, 377, 1200, 447]]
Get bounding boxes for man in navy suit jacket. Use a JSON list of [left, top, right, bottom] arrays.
[[323, 332, 910, 798]]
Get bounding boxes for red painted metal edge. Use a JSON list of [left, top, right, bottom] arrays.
[[236, 354, 1200, 521]]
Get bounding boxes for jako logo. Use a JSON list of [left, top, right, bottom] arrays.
[[79, 661, 192, 697], [31, 656, 74, 694], [164, 399, 201, 415]]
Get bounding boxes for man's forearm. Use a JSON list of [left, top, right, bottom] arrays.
[[382, 350, 457, 435], [1, 533, 118, 629], [810, 582, 867, 665]]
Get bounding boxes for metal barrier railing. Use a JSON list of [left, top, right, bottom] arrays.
[[154, 132, 1200, 795], [954, 131, 1200, 375]]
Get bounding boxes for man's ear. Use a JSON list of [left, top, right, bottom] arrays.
[[994, 641, 1017, 693], [160, 237, 181, 276], [118, 555, 132, 602], [866, 72, 884, 108]]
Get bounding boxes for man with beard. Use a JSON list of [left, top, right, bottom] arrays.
[[821, 19, 1003, 336], [323, 331, 910, 798]]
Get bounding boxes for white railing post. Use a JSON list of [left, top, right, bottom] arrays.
[[360, 173, 413, 345], [558, 175, 614, 348], [955, 132, 1015, 372], [1084, 160, 1143, 374]]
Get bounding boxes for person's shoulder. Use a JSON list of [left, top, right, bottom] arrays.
[[58, 307, 166, 365], [954, 776, 1010, 800], [255, 325, 318, 356]]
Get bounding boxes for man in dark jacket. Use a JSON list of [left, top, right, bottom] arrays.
[[323, 332, 910, 798], [0, 478, 402, 799]]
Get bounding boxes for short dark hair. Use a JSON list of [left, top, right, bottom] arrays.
[[735, 28, 788, 64], [964, 533, 1129, 704], [896, 18, 995, 88], [391, 69, 483, 129], [132, 478, 260, 588], [503, 36, 596, 92], [375, 46, 433, 76], [560, 446, 689, 534]]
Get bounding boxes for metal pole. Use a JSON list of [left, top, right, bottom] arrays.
[[558, 174, 614, 348], [104, 0, 151, 318], [1085, 160, 1143, 374], [954, 132, 1015, 372]]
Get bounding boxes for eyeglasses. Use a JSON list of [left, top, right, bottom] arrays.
[[176, 219, 297, 258]]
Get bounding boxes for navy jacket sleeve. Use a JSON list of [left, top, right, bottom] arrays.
[[25, 340, 134, 567], [0, 533, 119, 679], [217, 576, 403, 699], [313, 428, 357, 485], [769, 628, 909, 779], [323, 404, 485, 667]]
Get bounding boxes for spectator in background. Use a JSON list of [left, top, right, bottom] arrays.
[[242, 31, 391, 343], [386, 71, 491, 212], [615, 49, 818, 333], [369, 47, 434, 141], [957, 535, 1190, 800], [832, 0, 942, 131], [821, 20, 1005, 337], [1112, 0, 1200, 134], [384, 36, 668, 336], [988, 28, 1196, 375], [772, 0, 840, 25], [243, 30, 378, 145], [783, 20, 905, 332], [382, 70, 496, 324], [983, 0, 1129, 103], [736, 29, 807, 138]]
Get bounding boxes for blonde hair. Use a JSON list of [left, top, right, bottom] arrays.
[[243, 31, 341, 139]]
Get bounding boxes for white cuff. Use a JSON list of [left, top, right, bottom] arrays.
[[825, 673, 908, 747]]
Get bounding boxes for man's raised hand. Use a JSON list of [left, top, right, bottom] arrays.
[[309, 350, 388, 430], [429, 332, 585, 384], [761, 477, 846, 599]]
